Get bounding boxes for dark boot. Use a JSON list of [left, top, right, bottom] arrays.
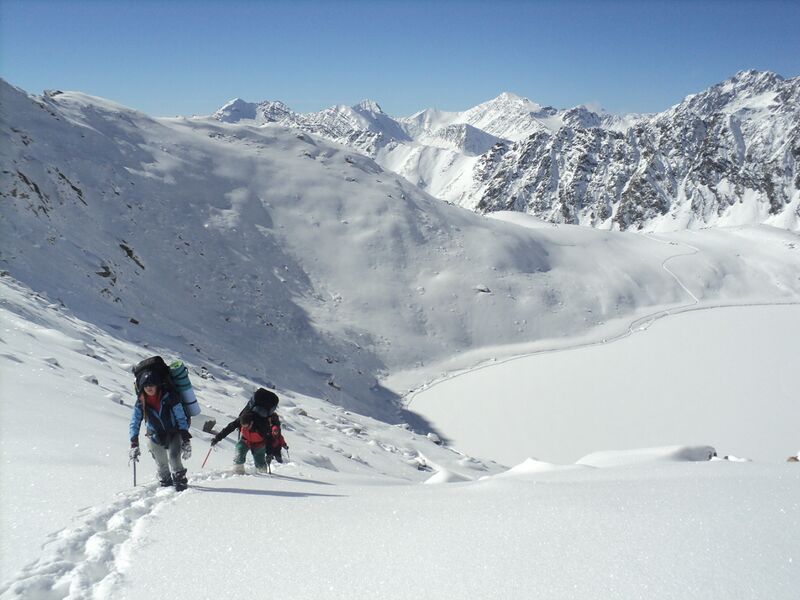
[[159, 474, 173, 487], [173, 469, 188, 492]]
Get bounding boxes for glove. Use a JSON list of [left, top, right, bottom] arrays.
[[180, 430, 192, 443], [283, 444, 289, 449], [210, 437, 219, 447], [181, 440, 192, 460], [129, 446, 141, 461]]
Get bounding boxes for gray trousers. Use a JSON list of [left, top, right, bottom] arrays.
[[147, 435, 184, 482]]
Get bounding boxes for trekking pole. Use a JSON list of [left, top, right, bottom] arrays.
[[201, 444, 213, 469]]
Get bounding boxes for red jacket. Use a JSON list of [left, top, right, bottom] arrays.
[[240, 425, 266, 449]]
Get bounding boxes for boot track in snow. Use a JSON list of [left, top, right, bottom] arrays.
[[0, 470, 233, 600]]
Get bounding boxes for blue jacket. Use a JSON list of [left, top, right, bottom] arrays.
[[129, 390, 189, 446]]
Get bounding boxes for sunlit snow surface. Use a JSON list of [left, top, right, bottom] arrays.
[[2, 276, 800, 599], [2, 83, 800, 598]]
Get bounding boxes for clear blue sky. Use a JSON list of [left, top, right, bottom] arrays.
[[2, 0, 799, 117]]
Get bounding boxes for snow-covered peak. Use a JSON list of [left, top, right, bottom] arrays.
[[495, 91, 526, 102], [399, 107, 460, 138], [213, 98, 257, 122], [727, 69, 785, 91], [397, 92, 550, 143], [457, 92, 546, 141], [255, 99, 294, 123], [674, 69, 792, 118], [354, 99, 384, 114], [485, 91, 542, 111], [212, 98, 294, 125], [561, 105, 603, 129]]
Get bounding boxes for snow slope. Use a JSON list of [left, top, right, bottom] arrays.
[[7, 80, 798, 421], [0, 275, 498, 583], [2, 277, 799, 599], [2, 82, 800, 598]]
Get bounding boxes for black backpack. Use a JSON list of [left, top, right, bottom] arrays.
[[133, 356, 175, 394]]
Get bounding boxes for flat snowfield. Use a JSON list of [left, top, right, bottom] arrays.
[[409, 305, 800, 465]]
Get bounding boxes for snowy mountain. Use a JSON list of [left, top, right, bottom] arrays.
[[209, 71, 799, 231], [3, 79, 800, 600], [3, 78, 800, 421], [213, 96, 409, 157], [475, 71, 800, 230]]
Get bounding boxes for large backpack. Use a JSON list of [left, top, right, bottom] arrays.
[[237, 388, 279, 439], [133, 355, 201, 417]]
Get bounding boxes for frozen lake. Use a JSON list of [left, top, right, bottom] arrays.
[[409, 305, 800, 465]]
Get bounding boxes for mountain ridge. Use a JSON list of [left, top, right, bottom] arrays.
[[206, 70, 799, 231]]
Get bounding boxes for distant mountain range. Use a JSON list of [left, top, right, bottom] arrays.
[[212, 70, 799, 231]]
